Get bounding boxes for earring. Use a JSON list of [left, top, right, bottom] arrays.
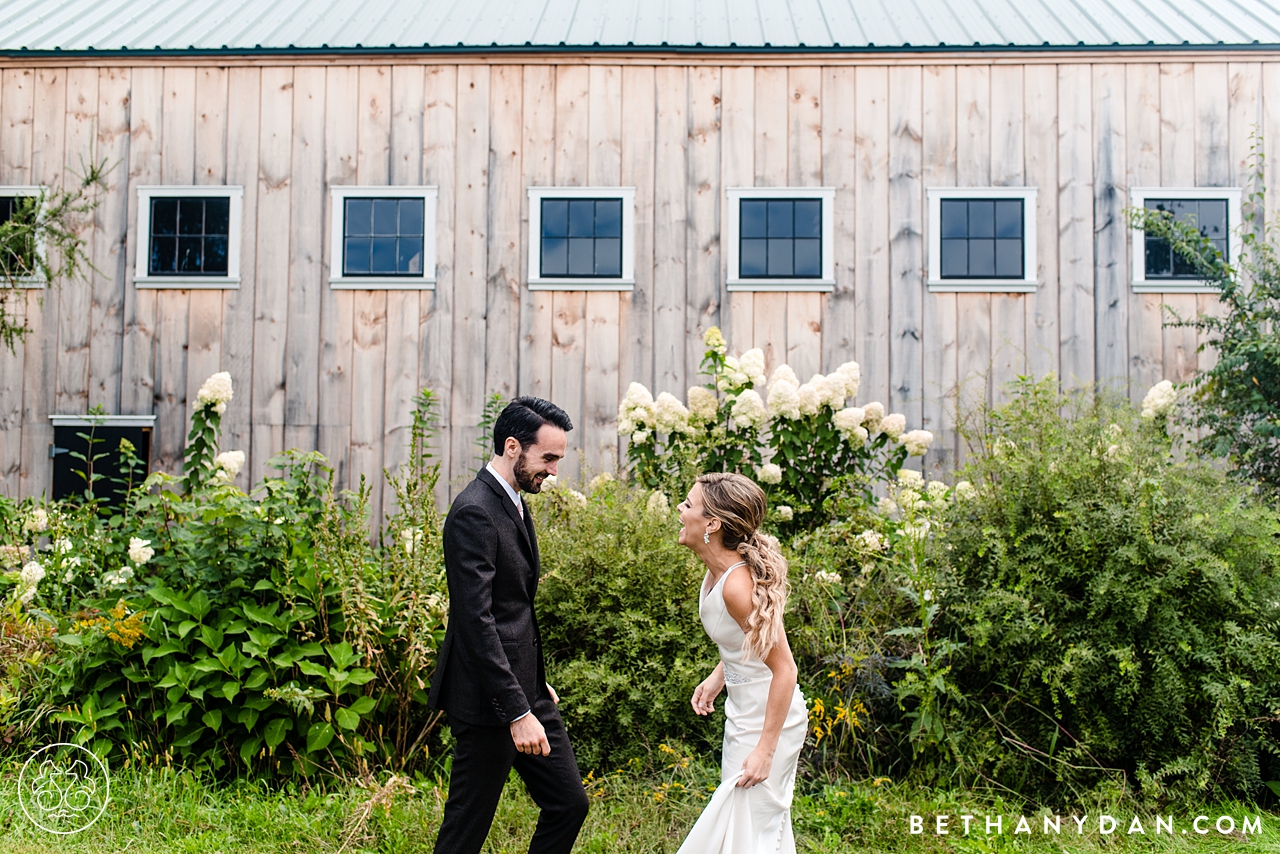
[[703, 530, 710, 544]]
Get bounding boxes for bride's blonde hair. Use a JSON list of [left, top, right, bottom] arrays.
[[696, 472, 790, 661]]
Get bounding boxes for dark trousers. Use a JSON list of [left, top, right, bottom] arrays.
[[432, 694, 589, 854]]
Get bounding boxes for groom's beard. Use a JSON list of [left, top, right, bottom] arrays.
[[513, 451, 543, 493]]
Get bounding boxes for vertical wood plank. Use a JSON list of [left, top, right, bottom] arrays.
[[989, 64, 1027, 404], [1126, 63, 1163, 399], [55, 67, 98, 421], [821, 66, 856, 381], [220, 67, 260, 478], [1159, 63, 1198, 383], [855, 66, 890, 407], [954, 65, 992, 410], [1196, 62, 1233, 381], [619, 65, 656, 408], [1093, 64, 1128, 392], [88, 68, 131, 416], [451, 65, 491, 486], [382, 65, 425, 514], [1025, 64, 1060, 385], [187, 67, 228, 449], [0, 69, 33, 493], [721, 66, 754, 356], [887, 65, 923, 432], [652, 66, 687, 396], [351, 65, 392, 523], [686, 67, 721, 400], [19, 68, 65, 497], [517, 65, 553, 409], [484, 64, 522, 411], [1058, 64, 1095, 389], [120, 67, 161, 425], [1264, 64, 1280, 236], [249, 67, 293, 484], [153, 66, 195, 476], [420, 64, 456, 503], [585, 65, 623, 474], [283, 66, 325, 462], [921, 64, 958, 467], [786, 66, 822, 381], [753, 66, 788, 374]]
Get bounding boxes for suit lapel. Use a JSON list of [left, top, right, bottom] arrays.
[[478, 468, 533, 554]]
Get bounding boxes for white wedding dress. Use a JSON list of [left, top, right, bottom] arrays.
[[677, 562, 808, 854]]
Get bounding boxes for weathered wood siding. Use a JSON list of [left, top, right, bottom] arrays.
[[0, 56, 1273, 501]]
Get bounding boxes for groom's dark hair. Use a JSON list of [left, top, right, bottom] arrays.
[[492, 396, 574, 455]]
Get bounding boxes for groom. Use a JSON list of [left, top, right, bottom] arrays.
[[428, 396, 589, 854]]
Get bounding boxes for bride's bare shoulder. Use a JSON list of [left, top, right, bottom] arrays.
[[721, 567, 754, 626]]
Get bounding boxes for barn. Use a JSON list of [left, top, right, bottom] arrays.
[[0, 0, 1277, 513]]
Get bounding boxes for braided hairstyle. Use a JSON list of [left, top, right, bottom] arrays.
[[696, 472, 790, 661]]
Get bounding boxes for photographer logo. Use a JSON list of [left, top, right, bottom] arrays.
[[18, 743, 110, 834]]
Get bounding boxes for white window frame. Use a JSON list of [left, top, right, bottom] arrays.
[[329, 185, 438, 289], [1128, 187, 1243, 293], [527, 186, 635, 291], [134, 186, 244, 288], [926, 187, 1038, 292], [0, 185, 50, 288], [725, 187, 835, 291]]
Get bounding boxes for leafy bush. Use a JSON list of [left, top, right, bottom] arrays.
[[940, 376, 1280, 803]]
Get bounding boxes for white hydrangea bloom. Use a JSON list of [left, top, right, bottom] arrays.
[[214, 450, 246, 478], [20, 560, 44, 586], [703, 326, 727, 355], [834, 361, 861, 399], [897, 487, 924, 511], [775, 505, 794, 522], [877, 497, 898, 516], [646, 491, 670, 515], [103, 566, 135, 586], [812, 373, 848, 409], [618, 382, 656, 434], [400, 527, 424, 556], [901, 429, 934, 457], [55, 538, 72, 554], [23, 507, 49, 533], [922, 588, 935, 602], [897, 469, 924, 488], [858, 530, 885, 551], [567, 489, 588, 506], [716, 355, 751, 391], [756, 463, 783, 485], [879, 413, 907, 440], [128, 537, 155, 565], [197, 371, 234, 414], [847, 425, 869, 447], [1105, 422, 1123, 440], [833, 407, 866, 439], [861, 402, 885, 432], [17, 585, 36, 606], [813, 570, 841, 585], [0, 545, 25, 569], [542, 474, 558, 489], [653, 392, 692, 435], [588, 472, 614, 492], [739, 349, 767, 386], [1141, 380, 1178, 420], [767, 364, 799, 393], [796, 383, 821, 417], [687, 386, 720, 424], [953, 480, 978, 501], [730, 390, 768, 429], [926, 480, 950, 503], [631, 429, 650, 444], [901, 520, 931, 542], [767, 380, 802, 421]]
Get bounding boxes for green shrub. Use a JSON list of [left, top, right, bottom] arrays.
[[940, 376, 1280, 803]]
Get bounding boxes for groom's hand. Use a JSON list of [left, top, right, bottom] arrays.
[[510, 713, 551, 756]]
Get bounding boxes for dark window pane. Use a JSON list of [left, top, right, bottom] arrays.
[[940, 200, 968, 238], [595, 200, 622, 237], [345, 238, 370, 274], [1144, 236, 1172, 277], [370, 237, 397, 273], [594, 238, 621, 276], [568, 238, 595, 275], [767, 201, 793, 237], [740, 239, 768, 276], [178, 199, 204, 235], [1146, 199, 1175, 215], [794, 200, 821, 238], [150, 236, 177, 273], [205, 198, 230, 236], [1211, 237, 1229, 260], [940, 239, 968, 278], [568, 200, 595, 237], [1171, 199, 1196, 226], [0, 197, 14, 223], [794, 239, 821, 276], [152, 198, 178, 235], [541, 237, 567, 275], [1198, 200, 1227, 238], [968, 239, 995, 276], [177, 236, 203, 272], [741, 201, 768, 238], [1172, 249, 1197, 277], [203, 236, 229, 273], [399, 199, 424, 237], [372, 200, 399, 236], [995, 200, 1022, 238], [995, 238, 1022, 277], [541, 200, 569, 237], [346, 199, 371, 236], [397, 237, 422, 273], [767, 238, 793, 276], [968, 201, 995, 238]]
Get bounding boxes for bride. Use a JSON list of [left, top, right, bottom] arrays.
[[675, 472, 807, 853]]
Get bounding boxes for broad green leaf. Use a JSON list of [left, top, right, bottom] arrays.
[[326, 641, 359, 670], [264, 718, 289, 750], [202, 709, 223, 732], [297, 660, 329, 678], [348, 696, 376, 715], [166, 702, 192, 727], [177, 620, 199, 639], [239, 735, 262, 766], [188, 590, 211, 619], [243, 668, 268, 690], [172, 726, 205, 748], [335, 708, 360, 731], [199, 625, 224, 650], [221, 681, 241, 702], [142, 641, 183, 664], [306, 721, 334, 753]]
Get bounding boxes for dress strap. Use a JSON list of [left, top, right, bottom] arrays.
[[724, 560, 747, 574]]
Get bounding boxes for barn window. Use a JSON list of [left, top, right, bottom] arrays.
[[49, 414, 154, 507], [725, 187, 835, 291], [1128, 188, 1242, 293], [134, 186, 244, 288], [329, 186, 438, 289], [0, 186, 47, 287], [926, 187, 1038, 292], [527, 187, 636, 290]]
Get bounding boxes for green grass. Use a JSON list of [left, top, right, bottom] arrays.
[[0, 758, 1275, 853]]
